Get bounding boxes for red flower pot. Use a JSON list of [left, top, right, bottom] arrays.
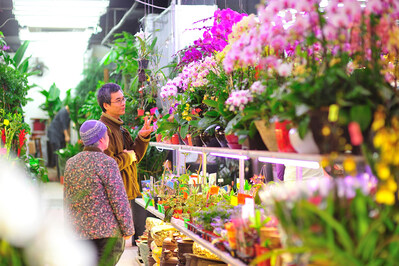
[[274, 120, 296, 153], [226, 133, 242, 149], [171, 133, 180, 145], [225, 133, 239, 143], [137, 109, 145, 116]]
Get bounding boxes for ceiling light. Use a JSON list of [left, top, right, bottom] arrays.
[[13, 0, 109, 29]]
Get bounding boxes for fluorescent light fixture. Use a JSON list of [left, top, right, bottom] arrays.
[[180, 150, 203, 154], [13, 0, 109, 29], [209, 152, 249, 160], [258, 157, 320, 169]]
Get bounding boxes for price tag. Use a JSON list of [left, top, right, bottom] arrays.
[[328, 104, 339, 122], [209, 173, 217, 186], [348, 122, 363, 145], [242, 198, 255, 219], [230, 196, 238, 206]]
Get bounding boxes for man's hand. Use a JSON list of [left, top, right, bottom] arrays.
[[139, 116, 154, 138]]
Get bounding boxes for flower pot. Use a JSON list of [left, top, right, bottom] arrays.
[[192, 135, 203, 147], [226, 133, 242, 149], [138, 69, 146, 82], [137, 108, 145, 116], [180, 135, 190, 145], [242, 130, 268, 150], [200, 132, 221, 147], [138, 59, 149, 69], [254, 120, 279, 152], [225, 133, 239, 143], [309, 108, 361, 155], [274, 120, 296, 153], [215, 126, 228, 147], [288, 128, 319, 154], [171, 134, 180, 145]]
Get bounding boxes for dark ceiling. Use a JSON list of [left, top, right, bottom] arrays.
[[0, 0, 259, 52]]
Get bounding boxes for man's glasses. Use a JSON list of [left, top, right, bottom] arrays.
[[110, 97, 126, 104]]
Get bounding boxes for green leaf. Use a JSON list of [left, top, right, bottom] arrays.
[[203, 99, 218, 108], [180, 124, 189, 138], [204, 110, 219, 118], [48, 83, 60, 101], [350, 105, 372, 131], [13, 40, 29, 67], [298, 116, 310, 139], [302, 201, 354, 254]]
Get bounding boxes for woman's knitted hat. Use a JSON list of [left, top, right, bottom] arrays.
[[79, 120, 107, 146]]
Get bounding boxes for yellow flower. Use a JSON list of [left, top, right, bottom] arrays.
[[386, 178, 398, 192], [322, 126, 331, 136], [391, 117, 399, 130], [376, 188, 395, 205], [373, 129, 387, 148], [343, 157, 356, 173], [372, 107, 386, 131], [320, 157, 330, 168], [3, 119, 9, 126], [293, 64, 307, 76], [376, 162, 390, 180], [329, 58, 341, 67]]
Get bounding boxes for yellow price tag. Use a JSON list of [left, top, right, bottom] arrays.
[[230, 196, 238, 206], [328, 104, 339, 122]]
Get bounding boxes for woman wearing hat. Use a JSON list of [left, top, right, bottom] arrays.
[[63, 120, 134, 265]]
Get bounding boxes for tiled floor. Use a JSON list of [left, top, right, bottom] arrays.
[[42, 177, 141, 266]]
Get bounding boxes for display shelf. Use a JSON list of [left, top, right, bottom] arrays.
[[135, 198, 165, 220], [150, 142, 365, 163], [171, 218, 247, 266], [150, 141, 365, 184]]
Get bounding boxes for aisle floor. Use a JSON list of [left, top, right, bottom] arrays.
[[41, 180, 141, 266]]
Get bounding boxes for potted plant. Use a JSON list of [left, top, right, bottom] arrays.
[[257, 0, 399, 155]]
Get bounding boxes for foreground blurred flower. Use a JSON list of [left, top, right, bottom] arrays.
[[0, 160, 41, 246], [0, 158, 96, 265], [25, 222, 96, 266]]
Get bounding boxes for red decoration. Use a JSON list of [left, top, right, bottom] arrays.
[[274, 120, 296, 153]]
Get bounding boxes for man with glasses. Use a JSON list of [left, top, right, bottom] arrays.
[[97, 83, 153, 245]]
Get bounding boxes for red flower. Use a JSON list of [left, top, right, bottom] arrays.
[[255, 64, 263, 80], [1, 129, 5, 144], [17, 129, 27, 157], [308, 195, 322, 206], [191, 108, 202, 115]]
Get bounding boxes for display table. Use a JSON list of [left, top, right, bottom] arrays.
[[135, 198, 246, 266], [135, 198, 165, 220]]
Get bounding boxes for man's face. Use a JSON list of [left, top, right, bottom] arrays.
[[104, 90, 126, 118]]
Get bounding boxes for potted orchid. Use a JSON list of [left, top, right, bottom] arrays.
[[249, 0, 399, 155], [159, 8, 248, 144]]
